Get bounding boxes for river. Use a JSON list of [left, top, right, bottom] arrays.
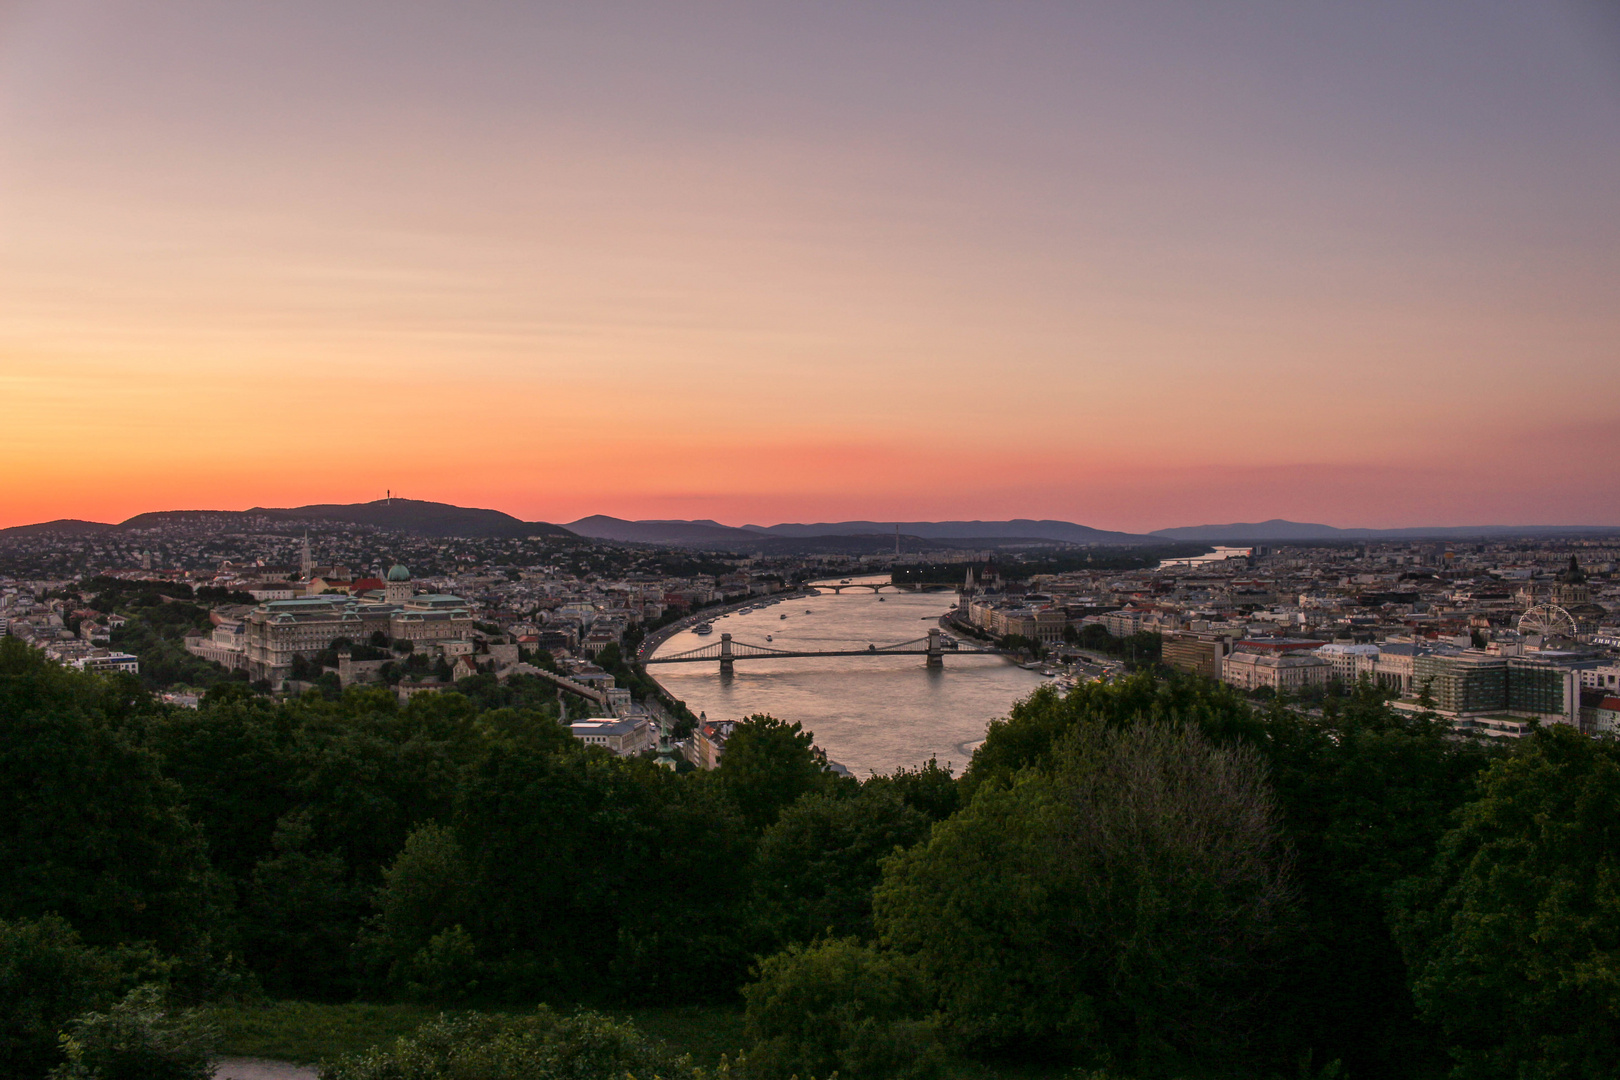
[[647, 577, 1048, 777]]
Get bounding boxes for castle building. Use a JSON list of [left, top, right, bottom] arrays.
[[243, 564, 473, 682]]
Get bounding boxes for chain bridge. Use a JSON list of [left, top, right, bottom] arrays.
[[645, 628, 1005, 673]]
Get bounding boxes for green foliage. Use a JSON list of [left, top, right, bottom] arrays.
[[1392, 725, 1620, 1080], [0, 614, 1563, 1080], [716, 714, 838, 832], [317, 1006, 702, 1080], [860, 757, 961, 822], [451, 742, 754, 1002], [443, 673, 560, 714], [204, 1001, 442, 1065], [366, 824, 477, 1001], [751, 787, 929, 949], [743, 939, 943, 1080], [960, 674, 1257, 800], [194, 586, 257, 605], [238, 813, 370, 1000], [1000, 633, 1046, 659], [879, 721, 1296, 1071], [1262, 685, 1493, 1077], [1065, 624, 1163, 666], [0, 637, 218, 953], [955, 672, 1489, 1074], [0, 916, 130, 1078], [98, 594, 238, 691], [593, 642, 665, 704], [49, 984, 216, 1080]]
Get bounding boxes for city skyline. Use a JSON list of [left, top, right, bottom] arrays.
[[3, 2, 1618, 531]]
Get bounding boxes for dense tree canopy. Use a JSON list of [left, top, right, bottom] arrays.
[[3, 630, 1599, 1080], [1393, 725, 1620, 1080]]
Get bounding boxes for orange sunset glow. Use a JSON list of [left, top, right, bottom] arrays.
[[2, 2, 1618, 531]]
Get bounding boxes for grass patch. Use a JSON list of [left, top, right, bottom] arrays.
[[619, 1005, 748, 1066], [206, 1000, 1074, 1078], [206, 1001, 443, 1065], [204, 1001, 746, 1069]]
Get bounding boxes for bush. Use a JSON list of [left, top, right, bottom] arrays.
[[0, 916, 126, 1078], [49, 984, 217, 1080], [742, 938, 944, 1080], [317, 1007, 701, 1080]]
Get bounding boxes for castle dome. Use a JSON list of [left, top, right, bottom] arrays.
[[386, 564, 412, 582]]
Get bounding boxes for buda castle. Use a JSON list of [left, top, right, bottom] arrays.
[[243, 564, 473, 682]]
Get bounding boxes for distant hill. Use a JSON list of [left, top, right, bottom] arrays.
[[1150, 519, 1355, 542], [1152, 519, 1620, 542], [111, 500, 575, 539], [564, 517, 1158, 547], [565, 516, 757, 545], [749, 519, 1156, 545], [0, 518, 114, 538], [248, 499, 575, 539]]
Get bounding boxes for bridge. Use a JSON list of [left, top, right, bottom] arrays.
[[645, 628, 1006, 673], [808, 582, 956, 594], [809, 582, 897, 594]]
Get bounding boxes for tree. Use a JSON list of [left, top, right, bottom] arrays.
[[877, 721, 1296, 1072], [364, 823, 476, 1000], [751, 787, 929, 949], [237, 813, 368, 1000], [959, 673, 1258, 800], [0, 637, 218, 953], [715, 715, 837, 831], [1392, 725, 1620, 1080], [859, 757, 960, 822]]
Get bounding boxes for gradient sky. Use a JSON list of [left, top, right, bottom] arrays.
[[2, 1, 1618, 531]]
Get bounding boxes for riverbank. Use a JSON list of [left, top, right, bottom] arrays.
[[635, 588, 814, 664]]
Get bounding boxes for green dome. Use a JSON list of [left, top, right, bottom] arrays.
[[386, 564, 412, 582]]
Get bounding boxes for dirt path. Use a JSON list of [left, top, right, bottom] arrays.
[[213, 1058, 320, 1080]]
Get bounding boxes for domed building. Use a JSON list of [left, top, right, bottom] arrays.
[[385, 563, 413, 605], [1552, 556, 1607, 640]]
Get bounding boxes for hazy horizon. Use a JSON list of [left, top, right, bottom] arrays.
[[4, 2, 1618, 531]]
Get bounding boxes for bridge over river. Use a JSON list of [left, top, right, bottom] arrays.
[[644, 627, 1008, 673]]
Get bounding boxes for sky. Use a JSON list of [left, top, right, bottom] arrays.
[[2, 1, 1618, 532]]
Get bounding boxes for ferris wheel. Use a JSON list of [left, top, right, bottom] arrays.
[[1518, 603, 1578, 639]]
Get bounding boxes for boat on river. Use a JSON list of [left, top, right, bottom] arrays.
[[694, 623, 713, 635]]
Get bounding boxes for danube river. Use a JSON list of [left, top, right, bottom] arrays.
[[647, 578, 1048, 777]]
